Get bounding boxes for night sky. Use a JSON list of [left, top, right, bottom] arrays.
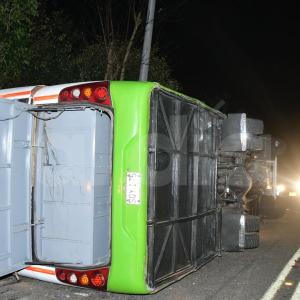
[[160, 1, 300, 179], [54, 1, 300, 178]]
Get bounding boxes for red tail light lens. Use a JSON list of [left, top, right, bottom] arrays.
[[55, 267, 109, 290], [94, 87, 108, 100], [60, 90, 70, 101], [91, 273, 105, 287], [58, 271, 66, 281], [58, 81, 111, 106]]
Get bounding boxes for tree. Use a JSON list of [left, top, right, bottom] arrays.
[[92, 0, 146, 80], [0, 0, 180, 89], [0, 1, 77, 86], [25, 9, 76, 85], [75, 0, 179, 88], [0, 0, 38, 87], [71, 41, 179, 89]]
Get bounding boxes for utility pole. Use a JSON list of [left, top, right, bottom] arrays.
[[139, 0, 156, 81]]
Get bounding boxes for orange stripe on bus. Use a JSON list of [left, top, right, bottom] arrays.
[[34, 94, 58, 101], [0, 91, 31, 98], [26, 266, 56, 276]]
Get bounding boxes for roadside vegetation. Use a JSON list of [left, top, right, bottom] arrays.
[[0, 0, 180, 89]]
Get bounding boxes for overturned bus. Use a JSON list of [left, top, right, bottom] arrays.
[[0, 81, 279, 294]]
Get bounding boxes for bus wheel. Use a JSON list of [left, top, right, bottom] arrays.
[[245, 232, 260, 249], [245, 215, 260, 232]]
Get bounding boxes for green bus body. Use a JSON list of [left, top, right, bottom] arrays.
[[108, 82, 153, 294], [107, 81, 223, 294]]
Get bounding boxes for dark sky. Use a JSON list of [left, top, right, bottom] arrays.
[[158, 1, 300, 178], [54, 1, 300, 178]]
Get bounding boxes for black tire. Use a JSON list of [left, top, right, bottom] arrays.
[[247, 118, 264, 135], [245, 215, 260, 232], [245, 232, 259, 249], [222, 115, 263, 136]]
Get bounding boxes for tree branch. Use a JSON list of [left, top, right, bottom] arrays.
[[120, 10, 142, 80]]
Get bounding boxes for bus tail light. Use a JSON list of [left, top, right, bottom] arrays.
[[55, 267, 109, 290], [58, 271, 66, 281], [91, 273, 105, 287], [58, 81, 111, 106], [68, 273, 78, 284], [79, 274, 89, 286]]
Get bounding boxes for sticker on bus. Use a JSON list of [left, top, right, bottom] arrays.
[[126, 172, 141, 205]]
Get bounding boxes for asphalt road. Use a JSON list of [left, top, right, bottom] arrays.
[[1, 201, 300, 300]]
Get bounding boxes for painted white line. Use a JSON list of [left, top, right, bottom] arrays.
[[261, 247, 300, 300], [291, 281, 300, 300]]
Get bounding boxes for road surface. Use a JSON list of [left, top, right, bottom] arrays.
[[1, 202, 300, 300]]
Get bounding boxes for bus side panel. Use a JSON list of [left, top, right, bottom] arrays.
[[107, 82, 156, 294], [147, 89, 221, 289]]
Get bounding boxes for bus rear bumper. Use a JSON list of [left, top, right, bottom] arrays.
[[18, 265, 67, 285]]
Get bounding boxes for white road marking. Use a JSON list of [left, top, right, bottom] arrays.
[[261, 247, 300, 300], [291, 281, 300, 300]]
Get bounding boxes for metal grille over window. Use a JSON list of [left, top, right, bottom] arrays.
[[147, 89, 221, 288]]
